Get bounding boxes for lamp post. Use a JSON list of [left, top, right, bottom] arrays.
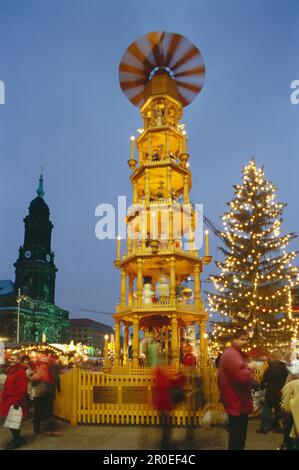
[[17, 288, 21, 343], [16, 289, 27, 343]]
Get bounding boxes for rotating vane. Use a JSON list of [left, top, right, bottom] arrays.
[[119, 31, 205, 108]]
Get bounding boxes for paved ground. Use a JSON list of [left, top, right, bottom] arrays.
[[0, 416, 283, 450]]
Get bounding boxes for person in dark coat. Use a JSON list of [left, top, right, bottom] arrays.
[[215, 353, 222, 369], [0, 354, 28, 449], [21, 354, 34, 412], [31, 355, 55, 435], [217, 329, 254, 450], [256, 354, 288, 433]]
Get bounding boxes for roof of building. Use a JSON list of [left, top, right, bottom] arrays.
[[28, 173, 50, 219], [29, 196, 50, 219], [70, 318, 114, 333], [0, 280, 15, 296]]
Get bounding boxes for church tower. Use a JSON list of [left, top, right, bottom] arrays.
[[14, 172, 57, 303], [0, 171, 69, 343]]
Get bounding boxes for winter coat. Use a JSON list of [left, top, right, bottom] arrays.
[[153, 367, 173, 412], [182, 343, 196, 367], [0, 363, 28, 417], [25, 365, 34, 398], [217, 344, 253, 416], [31, 359, 56, 399], [32, 360, 54, 384], [0, 372, 6, 392], [50, 362, 61, 399], [182, 353, 196, 367], [281, 379, 299, 439], [152, 368, 186, 412], [261, 360, 288, 404]]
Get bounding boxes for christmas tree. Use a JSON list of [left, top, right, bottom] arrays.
[[208, 159, 298, 351]]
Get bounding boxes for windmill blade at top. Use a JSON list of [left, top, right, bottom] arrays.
[[119, 31, 205, 108]]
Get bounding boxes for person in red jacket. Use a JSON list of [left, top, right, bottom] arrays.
[[152, 366, 186, 449], [218, 329, 254, 450], [0, 354, 28, 449], [182, 341, 197, 367]]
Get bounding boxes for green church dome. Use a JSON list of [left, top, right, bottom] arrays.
[[29, 196, 50, 218]]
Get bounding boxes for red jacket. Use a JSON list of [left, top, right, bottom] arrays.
[[182, 354, 196, 367], [217, 344, 253, 416], [153, 368, 186, 412], [0, 363, 28, 417], [182, 343, 196, 366], [31, 360, 53, 384], [153, 367, 173, 412]]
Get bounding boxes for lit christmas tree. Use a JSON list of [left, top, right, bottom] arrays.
[[208, 159, 299, 351]]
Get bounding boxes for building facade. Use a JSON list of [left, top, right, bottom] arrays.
[[0, 174, 69, 343], [70, 318, 114, 352]]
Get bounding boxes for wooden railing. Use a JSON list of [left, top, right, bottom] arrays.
[[129, 245, 198, 257], [53, 362, 223, 427], [116, 300, 204, 314]]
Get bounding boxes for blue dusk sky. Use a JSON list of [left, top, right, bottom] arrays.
[[0, 0, 298, 327]]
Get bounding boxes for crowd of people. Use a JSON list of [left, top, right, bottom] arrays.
[[139, 331, 198, 368], [1, 333, 298, 451], [0, 352, 61, 449], [217, 328, 299, 450]]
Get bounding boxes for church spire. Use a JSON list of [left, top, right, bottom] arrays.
[[14, 168, 56, 303], [37, 167, 45, 198]]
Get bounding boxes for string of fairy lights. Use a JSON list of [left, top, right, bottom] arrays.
[[211, 323, 294, 353], [9, 343, 62, 357], [7, 343, 88, 362], [207, 160, 299, 352]]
